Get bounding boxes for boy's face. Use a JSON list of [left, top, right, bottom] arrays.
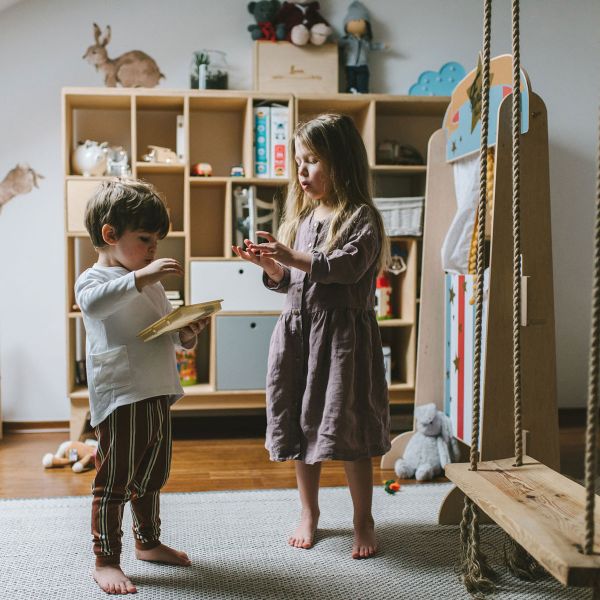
[[100, 226, 160, 271]]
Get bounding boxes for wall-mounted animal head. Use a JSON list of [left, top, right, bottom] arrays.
[[0, 163, 44, 213], [82, 23, 111, 69]]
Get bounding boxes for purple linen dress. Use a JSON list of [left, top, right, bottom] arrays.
[[263, 207, 390, 464]]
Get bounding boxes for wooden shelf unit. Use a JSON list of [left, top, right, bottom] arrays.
[[63, 87, 448, 439]]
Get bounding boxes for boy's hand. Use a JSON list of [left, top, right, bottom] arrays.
[[231, 239, 285, 283], [179, 317, 209, 347], [135, 258, 183, 291]]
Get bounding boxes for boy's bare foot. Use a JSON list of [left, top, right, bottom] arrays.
[[288, 508, 319, 549], [93, 564, 137, 595], [135, 543, 191, 566], [352, 517, 377, 559]]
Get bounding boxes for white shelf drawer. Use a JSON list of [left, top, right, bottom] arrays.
[[190, 261, 285, 311]]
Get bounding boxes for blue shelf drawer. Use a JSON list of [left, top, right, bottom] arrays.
[[215, 315, 278, 390]]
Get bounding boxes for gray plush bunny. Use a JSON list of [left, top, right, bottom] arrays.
[[394, 403, 460, 481]]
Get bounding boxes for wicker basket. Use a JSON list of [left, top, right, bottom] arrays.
[[374, 197, 424, 237]]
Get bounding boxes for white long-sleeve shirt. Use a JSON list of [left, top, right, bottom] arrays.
[[75, 264, 184, 427]]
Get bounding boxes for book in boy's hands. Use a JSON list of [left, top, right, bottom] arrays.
[[137, 299, 223, 342]]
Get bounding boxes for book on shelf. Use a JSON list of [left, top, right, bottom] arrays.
[[137, 299, 223, 342], [253, 103, 289, 178]]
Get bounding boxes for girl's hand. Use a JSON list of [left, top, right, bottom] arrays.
[[251, 232, 297, 266], [179, 317, 209, 346], [231, 240, 284, 282]]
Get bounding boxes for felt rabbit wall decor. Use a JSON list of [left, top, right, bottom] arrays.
[[83, 23, 165, 88], [0, 164, 44, 214]]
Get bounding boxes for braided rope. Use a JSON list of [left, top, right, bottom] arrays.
[[470, 0, 492, 472], [583, 102, 600, 555], [511, 0, 524, 466]]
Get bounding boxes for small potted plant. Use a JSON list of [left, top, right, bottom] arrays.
[[190, 50, 229, 90]]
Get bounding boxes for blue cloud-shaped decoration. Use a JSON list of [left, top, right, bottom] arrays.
[[409, 62, 466, 96]]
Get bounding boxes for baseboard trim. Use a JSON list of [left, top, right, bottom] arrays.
[[1, 408, 587, 436], [3, 421, 69, 434]]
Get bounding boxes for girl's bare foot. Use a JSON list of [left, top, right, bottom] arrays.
[[352, 517, 377, 559], [288, 508, 319, 549], [135, 543, 191, 566], [93, 564, 137, 595]]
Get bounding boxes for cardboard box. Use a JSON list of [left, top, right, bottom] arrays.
[[253, 41, 338, 94]]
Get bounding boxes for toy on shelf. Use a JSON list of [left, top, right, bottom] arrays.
[[0, 163, 44, 215], [142, 145, 179, 164], [191, 162, 213, 176], [233, 185, 279, 246], [393, 403, 459, 481], [247, 0, 281, 41], [230, 165, 245, 177], [375, 274, 393, 320], [83, 23, 164, 88], [42, 439, 98, 473], [408, 62, 466, 97], [275, 1, 332, 46], [106, 146, 130, 177], [339, 1, 388, 94], [72, 140, 109, 176], [376, 141, 423, 166]]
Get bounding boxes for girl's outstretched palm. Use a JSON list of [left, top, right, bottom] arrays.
[[232, 235, 284, 282]]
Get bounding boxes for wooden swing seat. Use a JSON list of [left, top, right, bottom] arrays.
[[445, 456, 600, 587]]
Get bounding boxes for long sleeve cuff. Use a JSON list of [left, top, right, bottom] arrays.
[[262, 267, 291, 293]]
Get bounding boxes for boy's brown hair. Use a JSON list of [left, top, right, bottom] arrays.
[[84, 179, 170, 248]]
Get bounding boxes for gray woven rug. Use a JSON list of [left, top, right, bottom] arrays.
[[0, 483, 592, 599]]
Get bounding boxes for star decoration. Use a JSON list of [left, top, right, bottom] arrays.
[[453, 355, 460, 372], [449, 287, 456, 304]]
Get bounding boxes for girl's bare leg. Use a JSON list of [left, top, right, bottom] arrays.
[[289, 461, 321, 549], [344, 458, 377, 559]]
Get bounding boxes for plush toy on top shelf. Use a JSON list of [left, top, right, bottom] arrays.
[[339, 1, 388, 93], [247, 0, 281, 41], [394, 403, 460, 481], [42, 439, 98, 473], [83, 23, 165, 87], [275, 1, 332, 46]]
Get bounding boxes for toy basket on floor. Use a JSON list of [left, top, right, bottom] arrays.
[[374, 197, 425, 237]]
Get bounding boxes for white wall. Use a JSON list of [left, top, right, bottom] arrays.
[[0, 0, 597, 422]]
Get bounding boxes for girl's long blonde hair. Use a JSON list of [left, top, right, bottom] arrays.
[[277, 113, 390, 274]]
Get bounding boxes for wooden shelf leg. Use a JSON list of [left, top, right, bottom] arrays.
[[70, 398, 90, 441]]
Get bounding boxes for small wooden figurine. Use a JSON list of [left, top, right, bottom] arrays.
[[83, 23, 165, 88]]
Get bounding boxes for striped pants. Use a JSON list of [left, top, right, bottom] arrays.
[[91, 396, 172, 566]]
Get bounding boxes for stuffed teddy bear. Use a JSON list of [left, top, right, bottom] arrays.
[[247, 0, 282, 41], [394, 403, 460, 481], [274, 1, 332, 46], [42, 439, 98, 473]]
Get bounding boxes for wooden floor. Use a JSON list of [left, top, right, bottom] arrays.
[[0, 413, 592, 499]]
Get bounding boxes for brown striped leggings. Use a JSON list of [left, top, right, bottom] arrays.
[[92, 396, 172, 567]]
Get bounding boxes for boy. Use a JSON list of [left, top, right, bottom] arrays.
[[76, 179, 207, 594]]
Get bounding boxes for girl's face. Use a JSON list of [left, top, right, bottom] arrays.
[[101, 227, 160, 271], [295, 139, 330, 203]]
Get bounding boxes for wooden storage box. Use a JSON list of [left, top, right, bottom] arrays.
[[215, 315, 278, 390], [253, 41, 338, 94], [66, 179, 103, 232]]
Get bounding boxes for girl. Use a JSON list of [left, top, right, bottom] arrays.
[[233, 114, 390, 559]]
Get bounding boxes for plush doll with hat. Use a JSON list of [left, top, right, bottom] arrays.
[[42, 439, 98, 473], [247, 0, 282, 41], [339, 0, 389, 93], [394, 403, 460, 481], [274, 1, 332, 46]]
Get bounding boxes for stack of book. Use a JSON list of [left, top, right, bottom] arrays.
[[166, 290, 184, 309], [253, 103, 289, 179]]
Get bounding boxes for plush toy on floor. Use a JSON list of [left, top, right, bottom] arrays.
[[42, 439, 98, 473], [394, 403, 459, 481]]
